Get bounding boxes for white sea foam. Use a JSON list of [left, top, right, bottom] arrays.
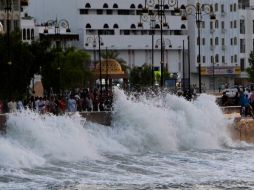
[[0, 88, 236, 168]]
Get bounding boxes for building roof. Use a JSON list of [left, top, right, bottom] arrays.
[[93, 59, 128, 79]]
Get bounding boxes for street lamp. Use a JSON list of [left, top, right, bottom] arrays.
[[180, 1, 216, 93], [44, 18, 71, 94], [85, 34, 104, 97], [140, 0, 178, 87], [138, 11, 156, 85]]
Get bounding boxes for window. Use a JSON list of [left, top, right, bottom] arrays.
[[202, 38, 205, 45], [230, 4, 233, 12], [240, 39, 245, 53], [215, 37, 219, 45], [240, 19, 245, 34], [181, 24, 186, 29], [97, 10, 103, 14], [211, 56, 214, 63], [221, 21, 224, 29], [231, 56, 233, 63], [215, 3, 218, 11], [27, 29, 30, 40], [222, 38, 225, 46], [210, 38, 213, 46], [234, 3, 237, 11], [215, 20, 219, 28], [230, 21, 233, 28], [251, 20, 254, 34], [113, 24, 118, 28], [80, 9, 88, 14], [203, 56, 206, 63], [103, 3, 108, 8], [85, 3, 91, 8], [221, 4, 224, 13], [164, 5, 169, 9], [31, 29, 34, 40], [234, 55, 237, 63], [234, 37, 237, 45], [113, 3, 118, 8], [210, 21, 213, 29], [240, 58, 245, 71], [103, 24, 109, 28], [215, 54, 219, 63], [130, 4, 135, 9], [231, 38, 233, 45], [106, 10, 112, 14], [234, 20, 237, 28], [222, 56, 225, 63], [22, 28, 26, 40], [86, 23, 91, 28], [130, 24, 136, 29], [138, 4, 143, 9]]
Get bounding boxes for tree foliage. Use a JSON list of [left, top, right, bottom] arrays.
[[0, 30, 92, 99]]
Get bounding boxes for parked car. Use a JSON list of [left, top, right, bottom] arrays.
[[222, 87, 239, 98]]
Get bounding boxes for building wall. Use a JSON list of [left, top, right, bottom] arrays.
[[28, 0, 188, 79], [0, 0, 20, 33]]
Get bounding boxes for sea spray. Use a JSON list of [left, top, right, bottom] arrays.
[[0, 110, 100, 168], [0, 89, 235, 168], [112, 88, 233, 152]]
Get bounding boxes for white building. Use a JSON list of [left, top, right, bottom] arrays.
[[27, 0, 254, 90], [28, 0, 189, 87], [238, 0, 254, 85]]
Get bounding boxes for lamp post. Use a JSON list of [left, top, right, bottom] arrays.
[[140, 0, 178, 87], [44, 18, 71, 94], [180, 1, 216, 93], [5, 0, 12, 97], [85, 34, 104, 97]]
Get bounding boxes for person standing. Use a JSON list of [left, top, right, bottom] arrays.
[[67, 95, 77, 112]]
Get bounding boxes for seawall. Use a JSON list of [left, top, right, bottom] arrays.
[[0, 111, 112, 132]]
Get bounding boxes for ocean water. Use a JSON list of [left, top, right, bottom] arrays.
[[0, 88, 253, 190]]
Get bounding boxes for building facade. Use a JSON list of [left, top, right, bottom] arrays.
[[0, 0, 20, 33], [28, 0, 189, 86], [25, 0, 254, 90]]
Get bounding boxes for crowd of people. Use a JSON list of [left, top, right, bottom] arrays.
[[0, 88, 113, 115], [221, 87, 254, 117]]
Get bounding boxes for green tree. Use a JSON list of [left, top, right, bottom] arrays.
[[41, 48, 91, 92], [0, 30, 35, 99], [129, 64, 153, 87], [247, 51, 254, 82]]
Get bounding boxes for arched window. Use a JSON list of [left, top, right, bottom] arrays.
[[113, 3, 118, 8], [113, 23, 119, 28], [103, 3, 108, 8], [138, 4, 143, 9], [130, 24, 136, 29], [164, 5, 169, 9], [155, 24, 160, 29], [155, 4, 159, 9], [86, 23, 91, 28], [104, 23, 109, 28], [215, 3, 218, 11], [215, 54, 219, 63], [130, 4, 135, 9], [22, 28, 26, 40], [31, 29, 34, 40], [181, 24, 186, 29], [27, 28, 30, 40], [85, 3, 91, 8], [215, 37, 219, 45]]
